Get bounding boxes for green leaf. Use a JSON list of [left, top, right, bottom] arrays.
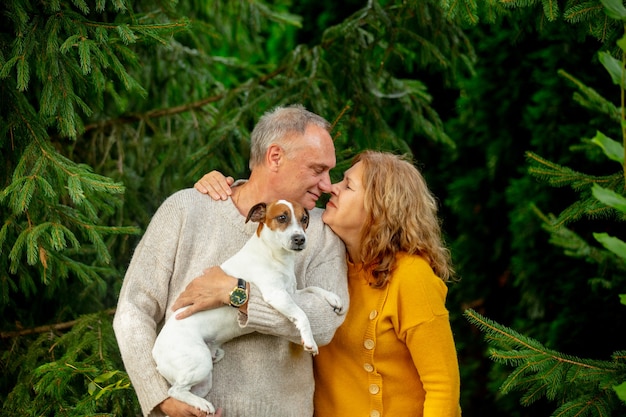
[[592, 183, 626, 212], [614, 381, 626, 402], [599, 51, 625, 88], [88, 381, 96, 395], [593, 232, 626, 260], [618, 33, 626, 53], [590, 131, 624, 163], [602, 0, 626, 21], [93, 370, 119, 383]]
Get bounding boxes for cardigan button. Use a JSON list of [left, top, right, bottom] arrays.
[[364, 339, 375, 350], [370, 411, 380, 417], [369, 310, 378, 320], [363, 363, 374, 372], [369, 384, 380, 394]]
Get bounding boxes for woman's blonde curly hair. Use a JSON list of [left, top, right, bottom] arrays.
[[355, 150, 454, 287]]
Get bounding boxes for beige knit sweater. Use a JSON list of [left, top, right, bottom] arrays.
[[113, 189, 348, 417]]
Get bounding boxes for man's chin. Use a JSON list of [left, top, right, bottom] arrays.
[[304, 194, 319, 209]]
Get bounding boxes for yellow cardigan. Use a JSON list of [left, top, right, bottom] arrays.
[[314, 253, 461, 417]]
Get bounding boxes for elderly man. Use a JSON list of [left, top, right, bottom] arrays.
[[113, 105, 348, 417]]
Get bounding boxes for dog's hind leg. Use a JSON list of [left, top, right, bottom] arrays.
[[169, 382, 215, 414], [167, 357, 215, 414], [157, 341, 216, 413]]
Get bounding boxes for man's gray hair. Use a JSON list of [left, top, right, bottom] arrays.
[[249, 104, 332, 170]]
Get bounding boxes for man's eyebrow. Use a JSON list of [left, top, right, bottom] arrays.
[[311, 163, 331, 171]]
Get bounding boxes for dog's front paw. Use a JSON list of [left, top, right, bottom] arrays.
[[325, 293, 344, 315], [198, 401, 216, 415], [302, 339, 319, 356], [212, 347, 225, 363]]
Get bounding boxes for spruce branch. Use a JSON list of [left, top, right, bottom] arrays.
[[0, 308, 115, 339], [465, 309, 626, 415], [526, 151, 626, 225], [80, 65, 287, 136]]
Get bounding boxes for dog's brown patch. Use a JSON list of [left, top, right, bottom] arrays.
[[246, 200, 309, 237]]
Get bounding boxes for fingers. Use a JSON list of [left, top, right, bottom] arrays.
[[171, 292, 188, 312], [174, 305, 194, 320], [194, 172, 234, 201]]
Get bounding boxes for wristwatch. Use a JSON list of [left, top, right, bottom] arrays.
[[229, 278, 248, 308]]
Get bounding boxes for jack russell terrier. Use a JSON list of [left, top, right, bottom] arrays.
[[152, 199, 345, 414]]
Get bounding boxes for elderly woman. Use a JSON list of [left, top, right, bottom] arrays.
[[196, 150, 462, 417]]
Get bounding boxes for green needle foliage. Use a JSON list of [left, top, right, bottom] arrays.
[[457, 0, 626, 415], [1, 0, 475, 414], [443, 0, 624, 48], [2, 310, 139, 416], [465, 309, 626, 417]]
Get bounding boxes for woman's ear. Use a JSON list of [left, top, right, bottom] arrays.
[[266, 144, 283, 172]]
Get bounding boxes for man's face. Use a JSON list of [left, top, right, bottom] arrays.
[[277, 124, 336, 210]]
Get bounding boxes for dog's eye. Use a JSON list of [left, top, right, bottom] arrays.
[[301, 215, 308, 224], [276, 214, 288, 223]]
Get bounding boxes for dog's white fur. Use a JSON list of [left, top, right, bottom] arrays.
[[152, 199, 344, 414]]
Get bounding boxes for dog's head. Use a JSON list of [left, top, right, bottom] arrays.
[[246, 200, 309, 251]]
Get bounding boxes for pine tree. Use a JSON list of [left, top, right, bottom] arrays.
[[443, 0, 624, 48], [464, 309, 626, 416], [460, 0, 626, 415]]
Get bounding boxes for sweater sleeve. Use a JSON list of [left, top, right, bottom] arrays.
[[241, 210, 349, 347], [113, 195, 184, 417]]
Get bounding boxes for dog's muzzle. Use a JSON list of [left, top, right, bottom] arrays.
[[290, 234, 306, 251]]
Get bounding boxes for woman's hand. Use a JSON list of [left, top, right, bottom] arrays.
[[195, 171, 234, 201], [158, 397, 223, 417], [171, 267, 237, 319]]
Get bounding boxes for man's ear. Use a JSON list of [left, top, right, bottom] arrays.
[[266, 144, 283, 172]]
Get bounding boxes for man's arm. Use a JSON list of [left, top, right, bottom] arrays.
[[113, 194, 186, 417], [171, 213, 348, 347]]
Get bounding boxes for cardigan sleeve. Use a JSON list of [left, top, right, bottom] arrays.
[[404, 316, 461, 417], [394, 256, 461, 417]]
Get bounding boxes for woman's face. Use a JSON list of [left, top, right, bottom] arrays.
[[322, 161, 367, 252]]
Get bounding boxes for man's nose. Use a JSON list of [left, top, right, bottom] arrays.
[[319, 173, 332, 193]]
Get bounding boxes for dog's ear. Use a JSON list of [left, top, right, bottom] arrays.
[[302, 208, 310, 230], [246, 202, 267, 223]]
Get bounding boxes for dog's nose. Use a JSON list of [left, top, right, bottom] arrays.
[[292, 234, 306, 247]]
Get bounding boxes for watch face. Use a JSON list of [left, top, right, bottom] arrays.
[[230, 288, 247, 307]]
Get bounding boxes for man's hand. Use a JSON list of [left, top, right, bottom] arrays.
[[172, 266, 236, 319], [158, 397, 223, 417], [195, 171, 234, 201]]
